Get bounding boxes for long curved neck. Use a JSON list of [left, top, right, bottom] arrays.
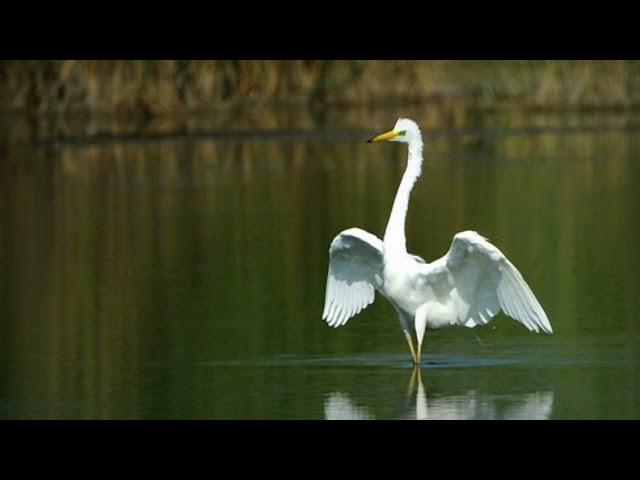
[[383, 140, 424, 256]]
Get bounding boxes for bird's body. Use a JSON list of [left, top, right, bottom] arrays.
[[322, 118, 552, 365]]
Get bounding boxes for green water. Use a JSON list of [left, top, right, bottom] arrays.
[[1, 112, 639, 419]]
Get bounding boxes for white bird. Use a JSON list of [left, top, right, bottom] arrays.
[[322, 118, 552, 365]]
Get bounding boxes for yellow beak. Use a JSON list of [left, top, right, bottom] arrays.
[[367, 129, 401, 143]]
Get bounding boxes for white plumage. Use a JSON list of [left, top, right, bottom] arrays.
[[322, 118, 552, 364], [322, 228, 382, 327]]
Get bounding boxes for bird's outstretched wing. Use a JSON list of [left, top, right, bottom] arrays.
[[421, 231, 552, 333], [322, 228, 384, 327]]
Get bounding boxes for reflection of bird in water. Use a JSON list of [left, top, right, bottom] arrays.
[[324, 368, 554, 420], [322, 118, 552, 365], [404, 367, 428, 420], [405, 368, 554, 420], [324, 392, 373, 420]]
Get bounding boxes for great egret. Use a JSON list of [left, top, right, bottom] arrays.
[[322, 118, 552, 365]]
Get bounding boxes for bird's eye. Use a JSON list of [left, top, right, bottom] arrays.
[[397, 130, 407, 136]]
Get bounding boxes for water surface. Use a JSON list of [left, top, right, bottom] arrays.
[[1, 110, 638, 419]]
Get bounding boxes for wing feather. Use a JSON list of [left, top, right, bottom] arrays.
[[322, 227, 384, 327], [420, 231, 552, 333]]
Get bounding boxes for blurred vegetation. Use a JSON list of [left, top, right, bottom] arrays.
[[1, 60, 639, 117]]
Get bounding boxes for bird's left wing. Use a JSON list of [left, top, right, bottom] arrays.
[[421, 230, 552, 333], [322, 227, 384, 327]]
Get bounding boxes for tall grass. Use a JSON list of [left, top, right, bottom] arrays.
[[1, 60, 639, 116]]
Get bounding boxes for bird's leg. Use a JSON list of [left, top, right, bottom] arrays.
[[396, 310, 418, 365], [415, 304, 429, 366], [403, 330, 419, 365]]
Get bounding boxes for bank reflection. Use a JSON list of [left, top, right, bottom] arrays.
[[325, 368, 554, 420]]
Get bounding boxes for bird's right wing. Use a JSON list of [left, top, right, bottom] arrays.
[[322, 228, 384, 327]]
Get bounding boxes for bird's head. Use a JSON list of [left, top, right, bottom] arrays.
[[367, 118, 422, 145]]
